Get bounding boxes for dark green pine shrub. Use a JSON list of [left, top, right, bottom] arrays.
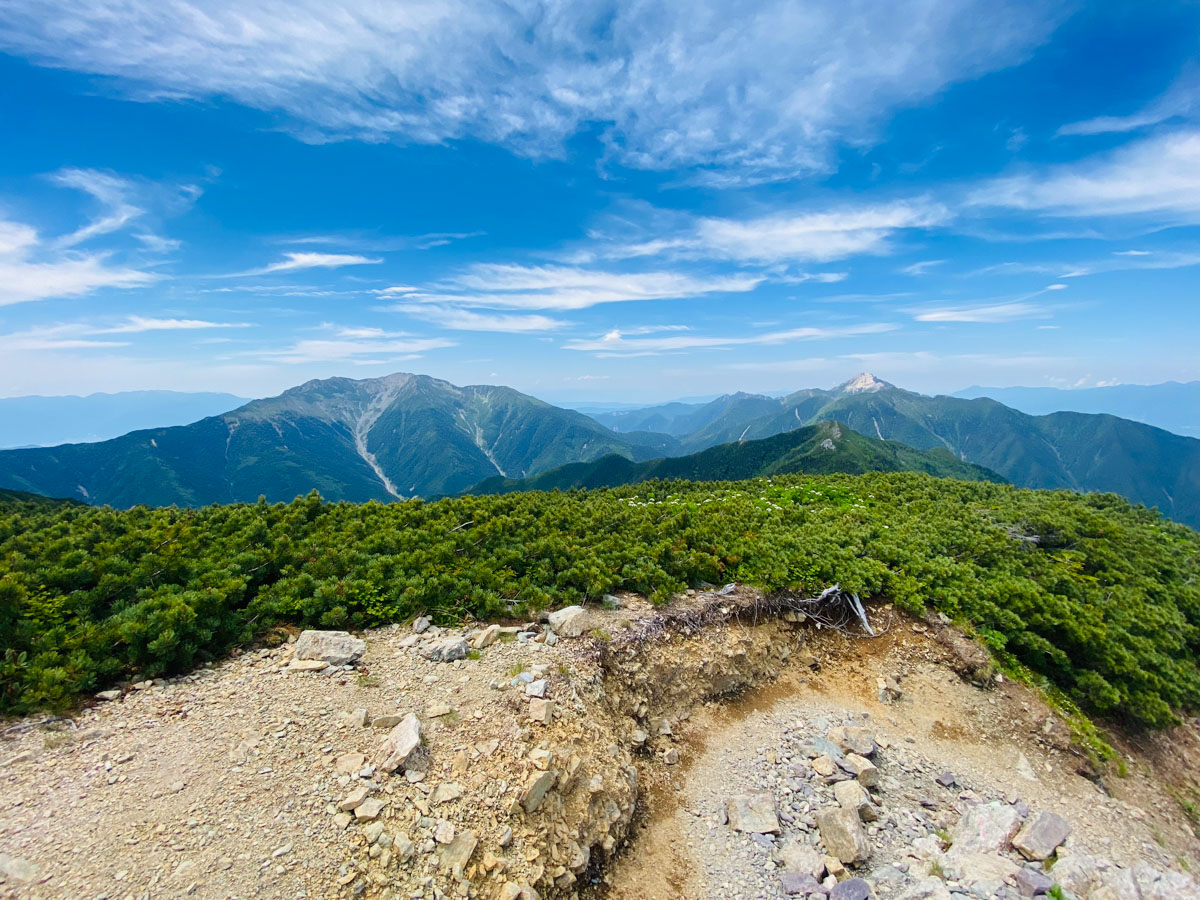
[[0, 474, 1196, 727]]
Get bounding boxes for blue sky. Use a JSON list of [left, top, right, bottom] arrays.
[[0, 1, 1198, 404]]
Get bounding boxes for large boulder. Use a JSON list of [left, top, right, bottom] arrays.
[[1012, 811, 1071, 861], [377, 713, 422, 773], [293, 630, 365, 666], [815, 805, 871, 864], [828, 726, 877, 757], [779, 839, 824, 878], [421, 636, 468, 662], [948, 801, 1022, 856], [548, 605, 589, 637], [727, 793, 781, 834]]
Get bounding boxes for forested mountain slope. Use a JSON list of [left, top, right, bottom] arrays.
[[0, 374, 660, 506], [469, 420, 1001, 494]]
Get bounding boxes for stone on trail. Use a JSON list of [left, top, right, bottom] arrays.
[[523, 770, 557, 814], [830, 878, 876, 900], [355, 797, 385, 820], [934, 771, 956, 788], [525, 679, 548, 698], [833, 779, 877, 821], [338, 786, 368, 811], [1012, 810, 1071, 861], [1013, 867, 1054, 897], [286, 658, 330, 673], [940, 851, 1021, 891], [95, 689, 121, 701], [779, 839, 825, 879], [377, 713, 422, 774], [812, 754, 838, 776], [842, 753, 879, 787], [371, 714, 403, 729], [412, 615, 431, 634], [727, 792, 781, 834], [293, 629, 365, 666], [440, 829, 478, 874], [421, 636, 468, 663], [828, 725, 877, 757], [528, 698, 554, 725], [895, 877, 953, 900], [815, 805, 871, 864], [781, 872, 823, 895], [334, 751, 366, 774], [948, 801, 1022, 856], [547, 605, 588, 637], [0, 855, 37, 882], [472, 624, 501, 649]]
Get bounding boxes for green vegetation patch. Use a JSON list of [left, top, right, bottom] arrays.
[[1, 473, 1197, 728]]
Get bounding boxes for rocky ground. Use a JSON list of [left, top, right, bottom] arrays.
[[0, 591, 1197, 900]]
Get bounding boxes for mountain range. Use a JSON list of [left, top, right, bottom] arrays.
[[953, 382, 1200, 438], [0, 391, 248, 449], [0, 371, 1197, 528], [469, 420, 1001, 495]]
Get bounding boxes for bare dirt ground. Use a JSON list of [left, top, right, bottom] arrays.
[[1, 597, 1197, 900], [600, 622, 1200, 899]]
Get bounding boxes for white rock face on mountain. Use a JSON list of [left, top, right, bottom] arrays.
[[840, 372, 891, 393]]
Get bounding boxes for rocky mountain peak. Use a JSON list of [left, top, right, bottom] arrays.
[[838, 373, 891, 394]]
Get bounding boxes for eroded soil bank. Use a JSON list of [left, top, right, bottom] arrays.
[[0, 590, 1197, 900]]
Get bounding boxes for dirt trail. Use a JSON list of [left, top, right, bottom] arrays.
[[599, 624, 1200, 899]]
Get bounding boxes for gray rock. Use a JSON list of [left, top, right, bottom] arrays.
[[293, 629, 365, 666], [828, 726, 877, 757], [439, 829, 478, 874], [528, 698, 554, 725], [948, 801, 1022, 856], [95, 689, 122, 701], [727, 793, 781, 834], [1012, 811, 1071, 861], [371, 714, 403, 729], [781, 872, 823, 895], [377, 713, 422, 773], [1013, 867, 1053, 897], [421, 636, 468, 662], [935, 771, 956, 788], [355, 797, 386, 820], [523, 771, 556, 814], [815, 805, 871, 864], [779, 840, 824, 878], [472, 624, 500, 649], [412, 616, 431, 634], [525, 679, 548, 698], [547, 605, 588, 637], [841, 753, 879, 787], [895, 877, 952, 900], [833, 780, 876, 821], [831, 878, 876, 900], [0, 855, 37, 882]]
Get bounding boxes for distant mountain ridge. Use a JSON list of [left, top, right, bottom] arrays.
[[1, 371, 1197, 528], [583, 374, 1200, 527], [0, 374, 671, 507], [953, 381, 1200, 438], [0, 391, 249, 449], [469, 420, 1003, 495]]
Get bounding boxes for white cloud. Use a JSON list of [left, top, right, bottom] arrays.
[[409, 264, 763, 311], [565, 322, 896, 356], [98, 316, 253, 333], [0, 224, 158, 305], [969, 130, 1200, 218], [259, 335, 455, 364], [586, 201, 948, 266], [1058, 70, 1199, 137], [911, 301, 1048, 323], [49, 168, 145, 248], [393, 304, 566, 333], [0, 325, 131, 351], [900, 259, 946, 276], [235, 252, 382, 276], [0, 0, 1063, 182]]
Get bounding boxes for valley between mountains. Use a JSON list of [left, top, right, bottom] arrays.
[[1, 372, 1199, 528]]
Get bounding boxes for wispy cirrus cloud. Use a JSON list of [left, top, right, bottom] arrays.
[[252, 323, 455, 364], [1058, 69, 1199, 137], [909, 301, 1050, 323], [0, 0, 1065, 183], [565, 322, 897, 356], [232, 251, 383, 276], [582, 200, 948, 266], [391, 264, 763, 311], [392, 304, 566, 333], [0, 316, 250, 351], [0, 218, 158, 306], [969, 130, 1200, 219]]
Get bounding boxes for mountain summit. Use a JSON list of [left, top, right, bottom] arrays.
[[837, 373, 892, 394]]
